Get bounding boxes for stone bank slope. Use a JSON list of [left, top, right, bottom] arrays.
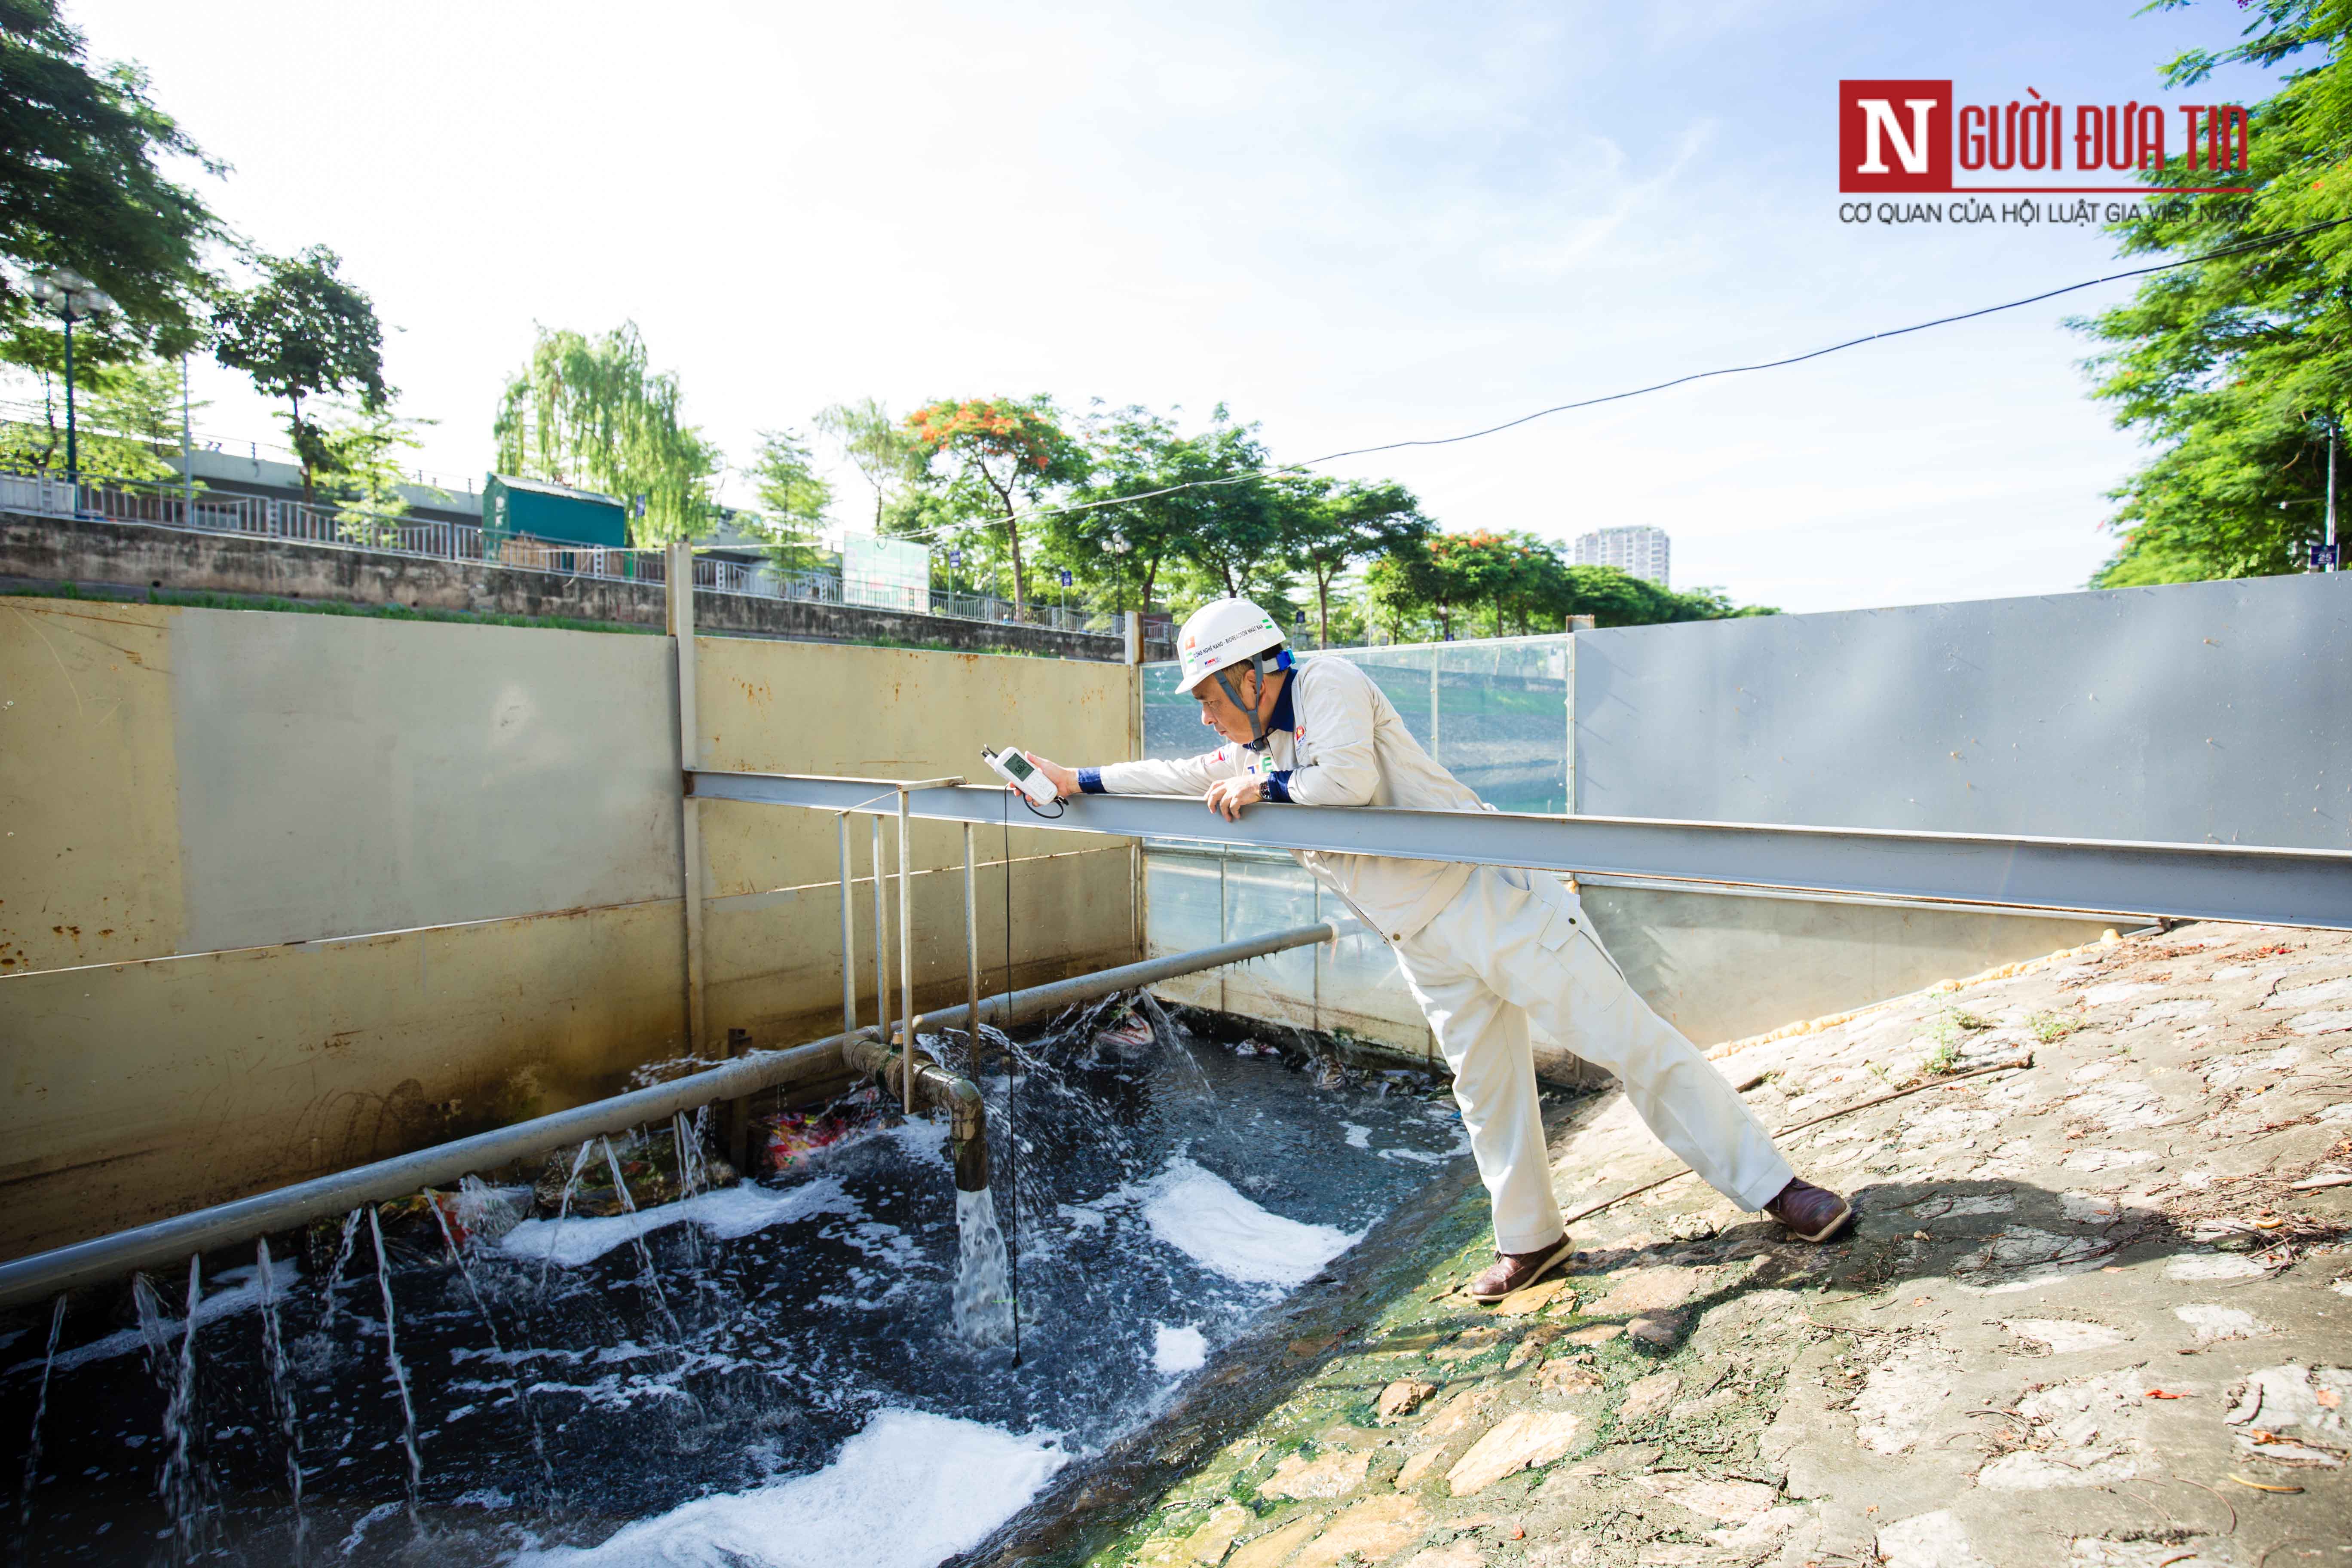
[[1080, 922, 2352, 1568]]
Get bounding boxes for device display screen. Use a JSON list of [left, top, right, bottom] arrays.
[[1000, 750, 1036, 780]]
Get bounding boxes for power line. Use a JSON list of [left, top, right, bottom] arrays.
[[846, 213, 2352, 550]]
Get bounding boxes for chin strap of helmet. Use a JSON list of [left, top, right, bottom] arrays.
[[1213, 649, 1291, 752]]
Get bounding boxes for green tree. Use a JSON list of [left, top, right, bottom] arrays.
[[212, 247, 391, 504], [1278, 475, 1431, 645], [2073, 0, 2352, 585], [1047, 404, 1195, 617], [814, 397, 925, 531], [0, 350, 187, 482], [903, 395, 1088, 618], [492, 321, 723, 545], [1366, 531, 1476, 640], [744, 428, 832, 567], [0, 0, 220, 358], [313, 404, 434, 545], [1163, 413, 1290, 603]]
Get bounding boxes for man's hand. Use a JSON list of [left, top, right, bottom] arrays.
[[1021, 753, 1080, 799], [1204, 775, 1261, 821]]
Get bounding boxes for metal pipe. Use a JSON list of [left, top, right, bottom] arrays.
[[965, 822, 982, 1050], [871, 815, 888, 1040], [897, 790, 915, 1114], [0, 921, 1337, 1311], [842, 1033, 988, 1192], [839, 813, 856, 1033]]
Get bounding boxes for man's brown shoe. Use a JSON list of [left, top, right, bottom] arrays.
[[1465, 1235, 1574, 1303], [1764, 1178, 1852, 1242]]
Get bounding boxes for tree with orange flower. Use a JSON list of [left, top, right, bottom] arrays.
[[902, 395, 1088, 619]]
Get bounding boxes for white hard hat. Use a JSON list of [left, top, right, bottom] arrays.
[[1174, 598, 1286, 696]]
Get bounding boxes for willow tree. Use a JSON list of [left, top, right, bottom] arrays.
[[491, 322, 722, 543], [814, 397, 925, 530]]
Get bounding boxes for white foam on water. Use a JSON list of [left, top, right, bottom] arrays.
[[11, 1257, 300, 1375], [500, 1178, 858, 1268], [1152, 1324, 1208, 1375], [513, 1408, 1066, 1568], [1139, 1156, 1359, 1286], [1342, 1124, 1373, 1149]]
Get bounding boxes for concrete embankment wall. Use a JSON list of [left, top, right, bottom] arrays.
[[0, 510, 1157, 662], [0, 594, 1140, 1259]]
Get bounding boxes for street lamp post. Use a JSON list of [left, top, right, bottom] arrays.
[[1107, 529, 1132, 620], [28, 270, 118, 503]]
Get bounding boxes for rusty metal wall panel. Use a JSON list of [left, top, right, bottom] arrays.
[[694, 637, 1137, 901], [1571, 573, 2352, 848], [170, 610, 681, 952], [0, 599, 188, 970], [0, 898, 686, 1259]]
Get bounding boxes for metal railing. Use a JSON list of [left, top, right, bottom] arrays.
[[4, 469, 1114, 637], [686, 773, 2352, 934]]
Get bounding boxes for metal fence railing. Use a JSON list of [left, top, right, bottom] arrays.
[[3, 470, 1112, 637]]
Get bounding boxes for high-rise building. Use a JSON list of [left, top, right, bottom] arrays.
[[1571, 525, 1671, 588]]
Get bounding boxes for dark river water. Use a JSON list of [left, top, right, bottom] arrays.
[[1, 1008, 1486, 1567]]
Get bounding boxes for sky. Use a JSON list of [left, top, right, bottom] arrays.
[[75, 0, 2291, 614]]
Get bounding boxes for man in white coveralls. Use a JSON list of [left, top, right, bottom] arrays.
[[1020, 597, 1852, 1302]]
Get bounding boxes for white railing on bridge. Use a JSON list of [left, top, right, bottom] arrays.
[[3, 472, 1108, 636]]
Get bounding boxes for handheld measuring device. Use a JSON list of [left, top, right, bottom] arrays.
[[983, 745, 1062, 807]]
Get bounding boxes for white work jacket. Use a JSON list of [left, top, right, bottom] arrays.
[[1083, 656, 1484, 942]]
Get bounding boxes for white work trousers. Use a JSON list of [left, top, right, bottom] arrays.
[[1392, 865, 1794, 1253]]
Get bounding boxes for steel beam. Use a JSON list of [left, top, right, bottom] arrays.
[[687, 771, 2352, 932]]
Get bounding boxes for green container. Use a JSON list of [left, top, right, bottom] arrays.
[[482, 474, 629, 552]]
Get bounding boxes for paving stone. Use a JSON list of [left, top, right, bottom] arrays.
[[1876, 1507, 1994, 1568], [1530, 1359, 1600, 1397], [1443, 1409, 1582, 1496], [2000, 1317, 2128, 1354], [1502, 1323, 1562, 1370], [1430, 1325, 1511, 1364], [1626, 1311, 1686, 1347], [1491, 1277, 1570, 1317], [1418, 1387, 1496, 1439], [1289, 1494, 1430, 1568], [1377, 1380, 1439, 1422], [1181, 1503, 1257, 1565], [1259, 1449, 1371, 1501], [1393, 1544, 1484, 1568], [1227, 1513, 1325, 1568], [1392, 1446, 1451, 1489], [1586, 1265, 1700, 1317], [2174, 1302, 2271, 1344], [1617, 1370, 1681, 1427]]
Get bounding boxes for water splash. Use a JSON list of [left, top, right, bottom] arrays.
[[953, 1186, 1015, 1345], [158, 1256, 209, 1563], [367, 1208, 424, 1537], [602, 1136, 689, 1347], [1138, 991, 1216, 1096], [538, 1139, 599, 1292], [672, 1111, 707, 1199], [254, 1238, 306, 1564], [317, 1208, 362, 1330], [14, 1292, 64, 1545], [427, 1197, 554, 1506]]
